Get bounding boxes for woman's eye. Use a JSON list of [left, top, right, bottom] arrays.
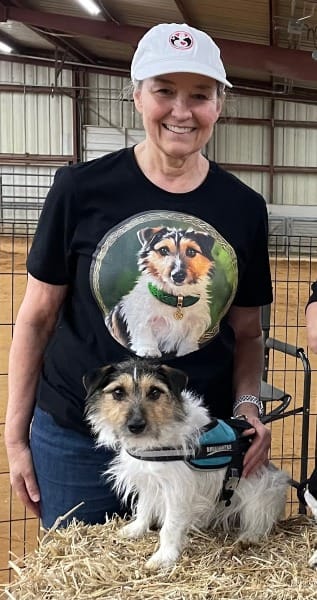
[[192, 94, 209, 101], [112, 388, 124, 400], [148, 387, 161, 401], [156, 88, 173, 95]]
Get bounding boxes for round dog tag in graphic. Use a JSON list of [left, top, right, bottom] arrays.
[[90, 210, 238, 358]]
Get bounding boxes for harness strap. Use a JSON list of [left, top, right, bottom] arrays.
[[126, 418, 254, 506], [126, 447, 189, 461], [221, 467, 241, 506]]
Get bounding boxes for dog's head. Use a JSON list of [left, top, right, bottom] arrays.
[[84, 359, 188, 448], [137, 226, 214, 287]]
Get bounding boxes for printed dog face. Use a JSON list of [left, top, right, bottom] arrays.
[[105, 227, 216, 358], [137, 227, 214, 287], [84, 359, 188, 445]]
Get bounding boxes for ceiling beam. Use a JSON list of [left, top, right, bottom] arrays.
[[0, 5, 146, 45], [96, 0, 120, 24], [213, 36, 317, 83], [0, 6, 316, 82], [0, 26, 24, 52], [5, 0, 97, 64], [173, 0, 193, 24]]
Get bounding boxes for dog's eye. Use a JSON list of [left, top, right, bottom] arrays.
[[158, 246, 169, 256], [112, 387, 125, 400], [148, 387, 161, 401], [186, 247, 197, 257]]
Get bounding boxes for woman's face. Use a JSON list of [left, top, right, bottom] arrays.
[[133, 72, 223, 160]]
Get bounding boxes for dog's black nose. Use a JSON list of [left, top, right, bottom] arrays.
[[172, 270, 186, 284], [127, 419, 146, 434]]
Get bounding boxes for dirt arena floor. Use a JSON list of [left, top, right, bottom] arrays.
[[1, 234, 317, 586]]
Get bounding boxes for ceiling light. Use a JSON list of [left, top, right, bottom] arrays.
[[0, 41, 13, 53], [76, 0, 101, 15]]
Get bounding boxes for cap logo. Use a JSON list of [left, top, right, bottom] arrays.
[[169, 31, 193, 50]]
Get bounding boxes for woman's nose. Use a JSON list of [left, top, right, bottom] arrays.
[[170, 95, 192, 118]]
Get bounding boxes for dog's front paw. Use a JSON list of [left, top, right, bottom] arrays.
[[131, 340, 162, 358], [119, 520, 147, 540], [304, 489, 317, 522], [131, 344, 162, 357], [309, 550, 317, 568], [145, 548, 179, 570]]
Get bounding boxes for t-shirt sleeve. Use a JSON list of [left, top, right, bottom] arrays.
[[26, 166, 78, 284], [306, 281, 317, 309], [233, 197, 273, 307]]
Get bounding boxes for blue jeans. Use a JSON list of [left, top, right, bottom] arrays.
[[30, 406, 127, 529]]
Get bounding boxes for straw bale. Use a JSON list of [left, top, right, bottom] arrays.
[[3, 515, 317, 600]]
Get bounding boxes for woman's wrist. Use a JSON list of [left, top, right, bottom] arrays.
[[233, 394, 264, 418]]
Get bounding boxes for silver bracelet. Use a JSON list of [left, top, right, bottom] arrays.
[[233, 394, 264, 417]]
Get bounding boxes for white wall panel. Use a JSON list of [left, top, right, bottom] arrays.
[[86, 73, 143, 129], [0, 60, 73, 155], [223, 95, 272, 119], [274, 100, 317, 121], [211, 123, 270, 164], [226, 170, 270, 200], [0, 92, 13, 152], [83, 126, 124, 161], [82, 126, 145, 161], [274, 127, 317, 167], [274, 174, 317, 206]]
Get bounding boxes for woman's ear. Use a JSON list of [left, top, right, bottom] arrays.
[[215, 90, 226, 120], [133, 87, 143, 114]]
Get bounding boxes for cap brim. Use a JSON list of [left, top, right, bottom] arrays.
[[131, 61, 233, 88]]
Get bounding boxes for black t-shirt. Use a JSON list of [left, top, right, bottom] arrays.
[[27, 147, 273, 435]]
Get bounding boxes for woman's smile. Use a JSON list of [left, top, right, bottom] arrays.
[[162, 124, 196, 134]]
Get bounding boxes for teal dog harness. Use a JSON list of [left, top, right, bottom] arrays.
[[127, 417, 255, 505]]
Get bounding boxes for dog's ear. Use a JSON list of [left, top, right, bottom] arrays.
[[82, 365, 116, 398], [137, 227, 167, 246], [158, 365, 188, 396], [192, 232, 215, 257]]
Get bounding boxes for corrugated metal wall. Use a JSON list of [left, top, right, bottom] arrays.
[[84, 74, 317, 213], [85, 73, 143, 130], [0, 61, 74, 223], [0, 166, 56, 226], [82, 126, 145, 161], [0, 66, 316, 224], [0, 62, 73, 155]]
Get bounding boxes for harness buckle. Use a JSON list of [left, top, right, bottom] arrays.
[[224, 467, 240, 490], [221, 467, 241, 506]]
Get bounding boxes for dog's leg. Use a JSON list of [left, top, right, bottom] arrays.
[[304, 489, 317, 521], [119, 493, 153, 539], [145, 505, 189, 570], [129, 325, 162, 357], [234, 468, 288, 544], [309, 550, 317, 568]]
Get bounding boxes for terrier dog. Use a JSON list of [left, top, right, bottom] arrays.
[[106, 226, 214, 357], [84, 359, 289, 570]]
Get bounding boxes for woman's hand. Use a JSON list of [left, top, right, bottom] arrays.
[[241, 416, 271, 477], [6, 442, 41, 517]]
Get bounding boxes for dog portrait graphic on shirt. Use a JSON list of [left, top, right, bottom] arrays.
[[90, 211, 238, 358]]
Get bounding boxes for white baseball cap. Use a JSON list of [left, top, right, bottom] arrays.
[[131, 23, 232, 88]]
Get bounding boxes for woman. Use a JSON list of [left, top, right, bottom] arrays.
[[5, 23, 272, 529]]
